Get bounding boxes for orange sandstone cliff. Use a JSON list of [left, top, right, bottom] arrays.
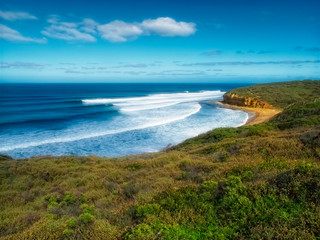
[[223, 93, 273, 108]]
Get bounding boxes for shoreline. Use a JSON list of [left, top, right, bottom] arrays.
[[3, 99, 281, 160], [215, 101, 282, 126]]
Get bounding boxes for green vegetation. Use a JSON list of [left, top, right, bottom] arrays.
[[227, 80, 320, 109], [0, 80, 319, 239], [126, 165, 320, 239]]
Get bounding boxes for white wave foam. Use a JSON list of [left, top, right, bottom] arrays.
[[82, 91, 224, 112], [120, 102, 181, 112], [0, 104, 201, 152], [235, 111, 249, 127], [220, 108, 249, 127]]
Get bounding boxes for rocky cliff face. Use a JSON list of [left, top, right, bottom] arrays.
[[223, 93, 273, 108]]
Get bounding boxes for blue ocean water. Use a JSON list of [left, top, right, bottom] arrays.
[[0, 83, 250, 158]]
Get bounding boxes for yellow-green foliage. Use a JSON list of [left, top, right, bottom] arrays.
[[227, 80, 320, 108]]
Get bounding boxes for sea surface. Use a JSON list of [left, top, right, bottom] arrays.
[[0, 83, 250, 158]]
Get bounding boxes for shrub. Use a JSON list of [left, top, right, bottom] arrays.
[[296, 161, 317, 173], [178, 168, 203, 183], [47, 200, 59, 211], [238, 124, 273, 137], [300, 130, 320, 146], [200, 180, 218, 191], [66, 217, 76, 228], [79, 213, 94, 224], [212, 151, 230, 162], [227, 166, 255, 178], [136, 203, 161, 218], [123, 183, 143, 199], [261, 157, 288, 170], [17, 212, 40, 227], [242, 170, 254, 181], [127, 163, 145, 171], [38, 170, 52, 182], [64, 192, 76, 205], [45, 214, 58, 220], [80, 203, 89, 209], [105, 181, 119, 192], [79, 194, 87, 204], [20, 190, 35, 202], [173, 127, 239, 150], [81, 204, 95, 215], [62, 228, 74, 236], [226, 143, 242, 155]]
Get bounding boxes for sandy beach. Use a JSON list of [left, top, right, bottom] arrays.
[[216, 101, 282, 126]]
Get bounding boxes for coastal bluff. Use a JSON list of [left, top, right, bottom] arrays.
[[223, 92, 273, 108], [222, 80, 319, 109]]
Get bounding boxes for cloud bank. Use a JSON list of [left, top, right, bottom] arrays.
[[98, 20, 143, 42], [180, 59, 320, 66], [141, 17, 196, 37], [41, 16, 97, 42], [0, 61, 45, 69], [0, 24, 47, 43], [40, 15, 196, 43], [0, 9, 196, 43], [0, 10, 37, 21], [97, 17, 196, 42]]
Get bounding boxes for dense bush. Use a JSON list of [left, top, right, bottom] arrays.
[[126, 166, 320, 239], [271, 101, 320, 129]]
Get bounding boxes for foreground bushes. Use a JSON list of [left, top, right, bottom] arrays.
[[126, 164, 320, 239], [271, 101, 320, 129]]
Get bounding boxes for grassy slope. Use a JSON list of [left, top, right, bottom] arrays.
[[226, 80, 320, 109], [0, 80, 319, 239]]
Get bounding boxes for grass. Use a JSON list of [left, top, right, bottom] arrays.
[[0, 80, 319, 239], [226, 80, 320, 109]]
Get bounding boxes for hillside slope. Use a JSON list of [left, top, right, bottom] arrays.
[[0, 80, 319, 239], [223, 80, 320, 109]]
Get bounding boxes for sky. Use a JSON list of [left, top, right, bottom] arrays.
[[0, 0, 319, 83]]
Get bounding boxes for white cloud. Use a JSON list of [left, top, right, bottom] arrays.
[[141, 17, 196, 37], [97, 17, 196, 42], [0, 24, 47, 43], [0, 10, 37, 21], [41, 17, 96, 42], [98, 20, 143, 42], [0, 11, 197, 44], [80, 18, 98, 34], [47, 15, 60, 24], [40, 16, 196, 43]]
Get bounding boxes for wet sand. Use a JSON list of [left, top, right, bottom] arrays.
[[216, 101, 282, 126]]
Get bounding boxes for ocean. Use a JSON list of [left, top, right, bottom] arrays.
[[0, 83, 250, 158]]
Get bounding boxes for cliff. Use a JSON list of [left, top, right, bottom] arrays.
[[223, 92, 273, 108], [222, 80, 319, 109]]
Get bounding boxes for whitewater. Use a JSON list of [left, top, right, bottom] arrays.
[[0, 83, 249, 158]]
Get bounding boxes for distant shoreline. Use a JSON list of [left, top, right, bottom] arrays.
[[215, 101, 282, 126]]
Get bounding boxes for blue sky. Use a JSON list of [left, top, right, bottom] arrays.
[[0, 0, 319, 83]]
